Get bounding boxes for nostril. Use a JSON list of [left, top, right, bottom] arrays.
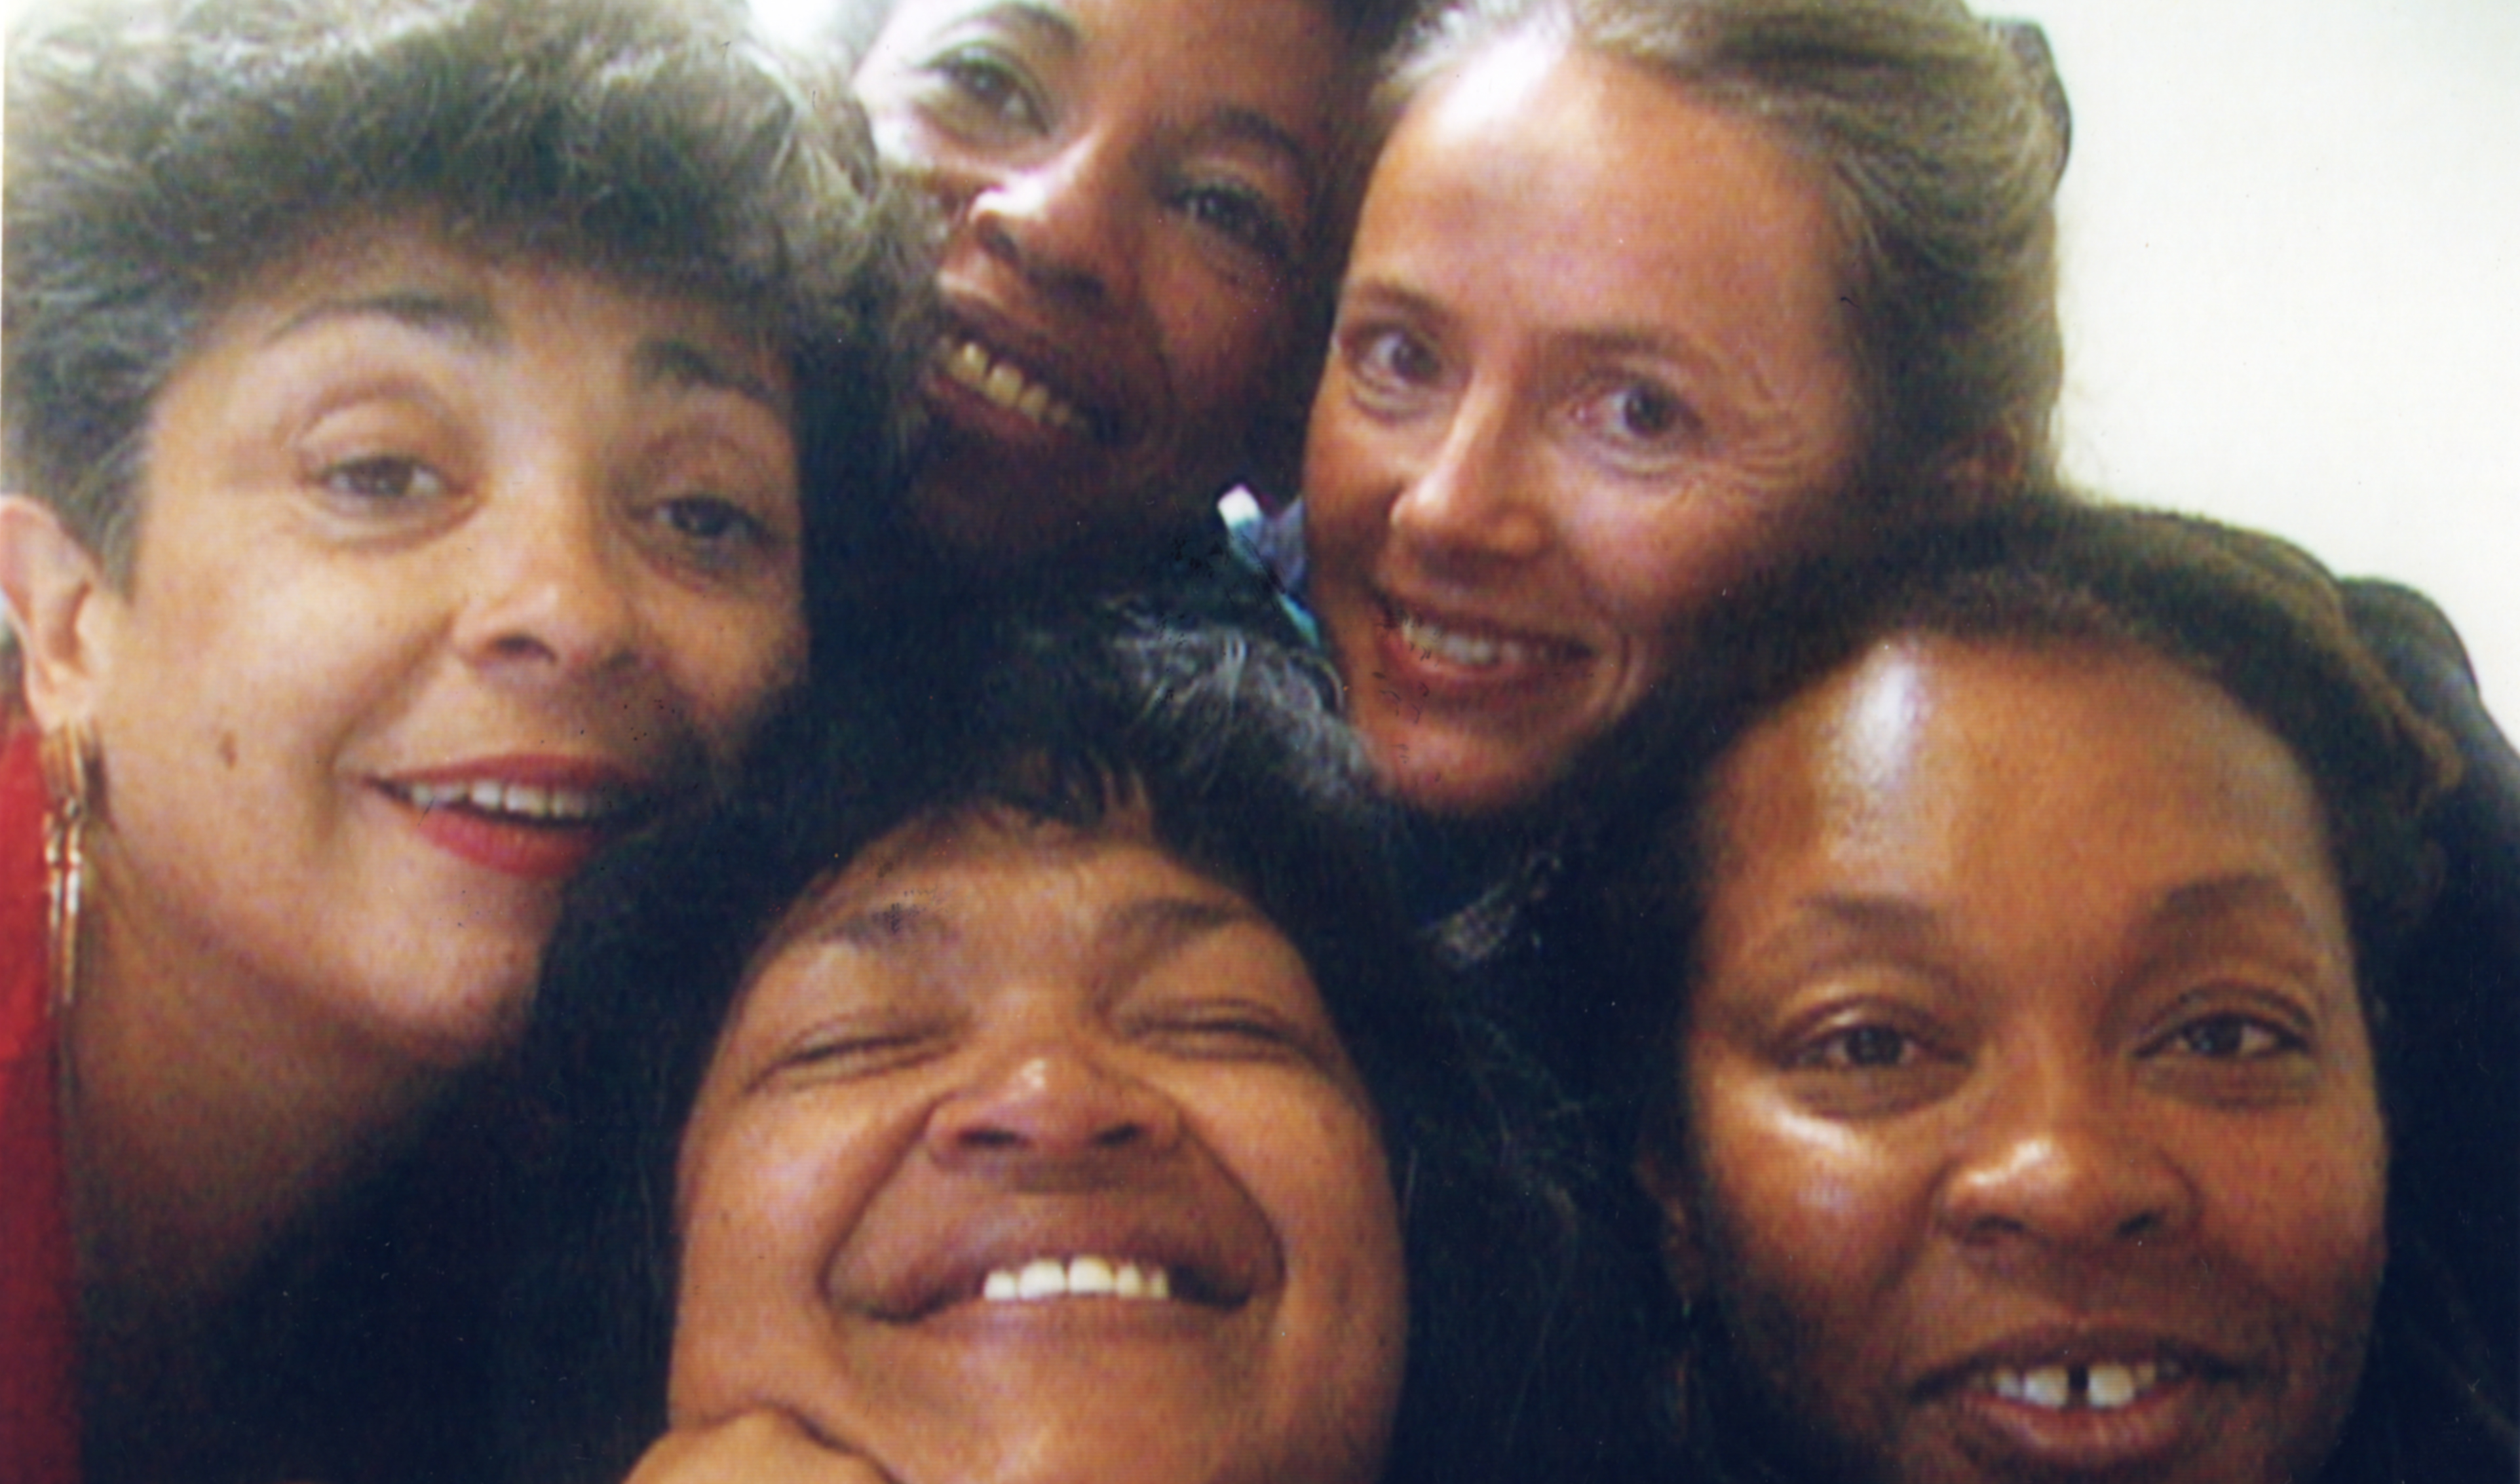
[[2116, 1209, 2165, 1242]]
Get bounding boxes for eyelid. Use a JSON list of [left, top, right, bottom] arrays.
[[923, 41, 1048, 133], [1556, 366, 1708, 466], [2134, 980, 2320, 1052], [295, 397, 470, 512], [1172, 175, 1300, 267], [759, 1015, 957, 1088], [1335, 317, 1449, 409]]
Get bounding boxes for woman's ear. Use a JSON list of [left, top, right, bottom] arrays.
[[0, 496, 115, 731], [1635, 1137, 1709, 1304]]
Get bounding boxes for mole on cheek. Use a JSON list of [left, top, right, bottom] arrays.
[[218, 731, 239, 769]]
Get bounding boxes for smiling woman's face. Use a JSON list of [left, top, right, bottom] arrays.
[[668, 805, 1407, 1484], [1304, 39, 1863, 818], [853, 0, 1352, 567], [1651, 634, 2385, 1484], [12, 225, 805, 1061]]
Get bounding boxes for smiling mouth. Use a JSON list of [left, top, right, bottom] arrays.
[[936, 335, 1094, 438], [981, 1255, 1176, 1304], [392, 778, 641, 827], [1977, 1359, 2186, 1412], [1386, 602, 1584, 672]]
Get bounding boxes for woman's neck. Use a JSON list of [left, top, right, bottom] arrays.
[[60, 844, 459, 1337]]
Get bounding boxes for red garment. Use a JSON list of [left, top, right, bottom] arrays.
[[1, 726, 81, 1483]]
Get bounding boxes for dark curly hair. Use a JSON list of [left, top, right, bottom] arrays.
[[497, 609, 1598, 1484], [5, 0, 929, 596], [1576, 489, 2511, 1481]]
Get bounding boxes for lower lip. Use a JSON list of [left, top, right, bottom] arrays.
[[1942, 1372, 2208, 1475], [907, 1296, 1223, 1343], [399, 797, 611, 881]]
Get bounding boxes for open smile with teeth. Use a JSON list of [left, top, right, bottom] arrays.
[[399, 779, 632, 825], [1979, 1360, 2182, 1411], [938, 336, 1091, 436], [1392, 607, 1575, 672], [980, 1255, 1174, 1304]]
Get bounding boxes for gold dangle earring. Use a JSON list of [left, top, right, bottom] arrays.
[[39, 722, 96, 1018]]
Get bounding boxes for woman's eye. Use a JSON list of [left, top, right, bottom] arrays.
[[1134, 999, 1327, 1066], [930, 49, 1043, 132], [1344, 324, 1441, 394], [658, 494, 761, 544], [1801, 1022, 1923, 1071], [773, 1024, 949, 1082], [1573, 379, 1701, 449], [2162, 1013, 2301, 1061], [321, 454, 447, 504], [1176, 180, 1296, 267], [647, 490, 788, 571]]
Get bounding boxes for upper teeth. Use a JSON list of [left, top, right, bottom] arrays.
[[981, 1256, 1171, 1303], [1985, 1361, 2171, 1411], [406, 780, 616, 822], [1396, 611, 1546, 671], [940, 337, 1088, 434]]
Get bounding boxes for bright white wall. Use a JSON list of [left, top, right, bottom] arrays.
[[2012, 0, 2520, 715]]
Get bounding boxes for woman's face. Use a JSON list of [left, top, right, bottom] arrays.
[[1305, 41, 1864, 818], [671, 805, 1407, 1484], [854, 0, 1352, 567], [1652, 635, 2385, 1484], [23, 227, 805, 1062]]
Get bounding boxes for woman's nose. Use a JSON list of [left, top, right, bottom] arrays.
[[1387, 387, 1549, 568], [964, 141, 1141, 316], [925, 1037, 1185, 1179], [1936, 1059, 2199, 1258], [450, 470, 645, 683]]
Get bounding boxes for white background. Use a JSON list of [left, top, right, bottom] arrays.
[[2010, 0, 2518, 715], [9, 0, 2515, 717]]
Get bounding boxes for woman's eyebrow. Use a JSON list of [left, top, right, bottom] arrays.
[[633, 338, 787, 415], [1197, 105, 1318, 184], [1102, 895, 1259, 951], [816, 896, 956, 952], [263, 288, 501, 349], [2144, 872, 2330, 946], [958, 0, 1080, 56]]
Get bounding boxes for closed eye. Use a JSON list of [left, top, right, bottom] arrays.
[[769, 1021, 955, 1085], [1130, 996, 1339, 1069]]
